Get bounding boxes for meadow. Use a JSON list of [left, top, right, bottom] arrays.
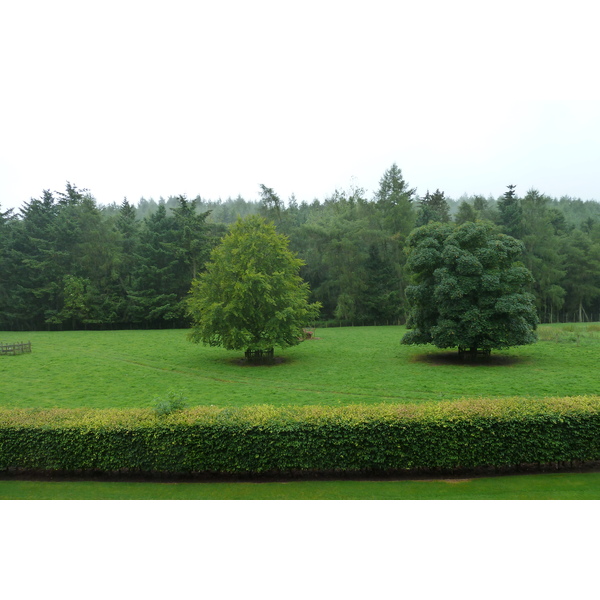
[[2, 323, 600, 500], [1, 323, 600, 410]]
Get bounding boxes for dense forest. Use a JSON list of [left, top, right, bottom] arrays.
[[2, 165, 600, 331]]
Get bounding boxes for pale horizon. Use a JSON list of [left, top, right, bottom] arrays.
[[2, 1, 600, 212]]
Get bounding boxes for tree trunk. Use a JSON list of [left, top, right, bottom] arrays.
[[458, 346, 490, 360], [245, 348, 275, 364]]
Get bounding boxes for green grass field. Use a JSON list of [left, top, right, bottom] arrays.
[[1, 323, 600, 409], [2, 471, 600, 499], [2, 323, 600, 499]]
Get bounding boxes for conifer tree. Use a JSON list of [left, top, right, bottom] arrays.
[[416, 189, 451, 226], [497, 184, 523, 238]]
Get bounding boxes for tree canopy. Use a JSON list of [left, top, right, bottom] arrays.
[[416, 189, 451, 226], [3, 173, 600, 332], [187, 215, 320, 362], [402, 221, 538, 355]]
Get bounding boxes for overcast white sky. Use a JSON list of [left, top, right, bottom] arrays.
[[2, 0, 600, 212]]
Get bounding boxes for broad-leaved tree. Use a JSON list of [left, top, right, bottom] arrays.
[[187, 216, 320, 362], [402, 221, 538, 356]]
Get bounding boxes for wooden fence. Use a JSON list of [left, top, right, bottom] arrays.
[[0, 341, 32, 356]]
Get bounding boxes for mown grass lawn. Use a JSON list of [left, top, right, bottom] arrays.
[[2, 471, 600, 499], [1, 323, 599, 409]]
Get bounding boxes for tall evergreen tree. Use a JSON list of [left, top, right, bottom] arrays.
[[115, 198, 140, 293], [360, 245, 402, 323], [497, 184, 523, 239], [297, 192, 373, 321], [258, 184, 283, 224], [560, 229, 600, 322], [130, 204, 181, 325], [372, 164, 417, 322], [9, 190, 63, 328], [520, 189, 566, 322], [416, 189, 451, 226], [170, 195, 211, 284], [374, 163, 416, 235], [0, 204, 16, 325]]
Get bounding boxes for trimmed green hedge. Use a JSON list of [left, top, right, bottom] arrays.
[[2, 397, 600, 476]]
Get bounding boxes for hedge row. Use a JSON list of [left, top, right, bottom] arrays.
[[2, 397, 600, 477]]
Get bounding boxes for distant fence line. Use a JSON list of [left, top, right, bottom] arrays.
[[0, 341, 32, 356]]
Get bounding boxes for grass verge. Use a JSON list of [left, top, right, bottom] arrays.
[[2, 471, 600, 499]]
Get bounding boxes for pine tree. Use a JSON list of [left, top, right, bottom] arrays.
[[416, 189, 451, 226], [497, 184, 523, 238]]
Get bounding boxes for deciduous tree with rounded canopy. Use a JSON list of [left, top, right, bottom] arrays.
[[187, 216, 321, 363], [401, 221, 538, 356]]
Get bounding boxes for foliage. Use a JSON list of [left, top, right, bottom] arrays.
[[3, 396, 600, 476], [293, 192, 374, 322], [153, 391, 188, 416], [454, 200, 478, 225], [497, 184, 523, 238], [0, 186, 218, 329], [258, 184, 283, 223], [416, 189, 451, 226], [287, 169, 415, 324], [3, 171, 600, 330], [520, 189, 566, 321], [128, 197, 213, 326], [559, 229, 600, 322], [402, 221, 538, 354], [187, 216, 321, 360], [373, 163, 416, 235]]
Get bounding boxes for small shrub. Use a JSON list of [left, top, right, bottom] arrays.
[[153, 391, 187, 416]]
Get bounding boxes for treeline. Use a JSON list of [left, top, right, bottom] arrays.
[[0, 184, 226, 330], [1, 165, 600, 331]]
